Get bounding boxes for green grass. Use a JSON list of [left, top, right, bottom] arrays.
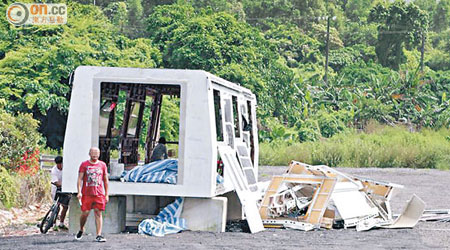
[[259, 125, 450, 170], [0, 168, 50, 209]]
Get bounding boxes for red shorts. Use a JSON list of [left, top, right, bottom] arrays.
[[81, 195, 106, 211]]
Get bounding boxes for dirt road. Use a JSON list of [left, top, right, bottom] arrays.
[[1, 166, 450, 250]]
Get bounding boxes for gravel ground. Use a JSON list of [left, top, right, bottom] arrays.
[[2, 166, 450, 250]]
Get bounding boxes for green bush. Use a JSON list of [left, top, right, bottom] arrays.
[[0, 111, 43, 171], [294, 109, 351, 142], [259, 117, 298, 143], [313, 109, 351, 138], [296, 119, 321, 142], [0, 167, 19, 209]]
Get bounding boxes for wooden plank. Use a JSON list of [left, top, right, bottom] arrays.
[[259, 173, 336, 226], [361, 181, 392, 198], [259, 175, 324, 219], [305, 178, 337, 225]]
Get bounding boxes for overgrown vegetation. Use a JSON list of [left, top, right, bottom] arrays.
[[0, 0, 450, 190], [0, 106, 49, 209], [0, 110, 42, 172], [260, 123, 450, 170], [2, 1, 450, 148], [0, 167, 50, 209]]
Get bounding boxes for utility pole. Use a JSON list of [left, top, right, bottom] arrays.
[[420, 31, 425, 72], [324, 16, 330, 86]]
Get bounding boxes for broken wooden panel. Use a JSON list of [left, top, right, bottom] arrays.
[[259, 175, 325, 220], [306, 177, 337, 225], [321, 208, 335, 229], [288, 161, 358, 184], [320, 217, 334, 229], [259, 174, 336, 227], [354, 177, 403, 198], [353, 176, 403, 220], [287, 161, 318, 175]]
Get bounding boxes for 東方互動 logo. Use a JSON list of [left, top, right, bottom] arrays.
[[6, 3, 67, 26]]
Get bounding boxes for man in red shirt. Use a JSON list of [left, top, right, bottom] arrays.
[[75, 147, 109, 242]]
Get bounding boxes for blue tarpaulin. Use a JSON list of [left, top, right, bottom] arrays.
[[123, 159, 178, 184], [138, 197, 186, 237], [122, 159, 224, 185]]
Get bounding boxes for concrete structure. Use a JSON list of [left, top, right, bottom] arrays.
[[63, 66, 262, 233], [181, 197, 228, 232], [62, 66, 258, 197], [68, 195, 126, 234]]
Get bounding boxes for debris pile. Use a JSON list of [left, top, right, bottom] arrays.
[[258, 161, 425, 231]]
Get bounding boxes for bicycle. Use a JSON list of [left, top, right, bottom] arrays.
[[39, 184, 67, 234]]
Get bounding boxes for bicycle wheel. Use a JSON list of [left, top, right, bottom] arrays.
[[51, 205, 60, 225], [39, 208, 53, 234], [40, 204, 59, 234]]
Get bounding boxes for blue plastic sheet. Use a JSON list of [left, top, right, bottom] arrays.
[[138, 197, 186, 237], [123, 159, 178, 184]]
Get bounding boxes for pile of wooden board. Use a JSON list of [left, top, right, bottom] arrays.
[[258, 161, 426, 231]]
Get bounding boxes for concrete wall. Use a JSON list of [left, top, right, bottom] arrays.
[[181, 197, 227, 233], [69, 195, 126, 234]]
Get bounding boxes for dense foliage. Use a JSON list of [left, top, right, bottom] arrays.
[[0, 0, 449, 154], [0, 110, 42, 172], [0, 2, 161, 148]]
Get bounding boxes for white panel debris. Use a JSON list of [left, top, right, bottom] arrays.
[[219, 145, 264, 233], [383, 194, 425, 229], [259, 161, 426, 231], [331, 182, 380, 228]]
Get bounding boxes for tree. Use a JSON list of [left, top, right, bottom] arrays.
[[368, 1, 428, 70], [264, 23, 323, 68], [242, 0, 328, 28], [433, 0, 450, 32], [126, 0, 144, 37], [188, 0, 245, 20], [104, 2, 128, 32], [340, 0, 373, 22], [147, 3, 302, 123], [0, 3, 161, 148]]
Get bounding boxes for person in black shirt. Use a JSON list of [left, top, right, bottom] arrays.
[[150, 137, 168, 162]]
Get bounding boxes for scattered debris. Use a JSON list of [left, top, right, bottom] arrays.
[[420, 209, 450, 222], [258, 161, 425, 231]]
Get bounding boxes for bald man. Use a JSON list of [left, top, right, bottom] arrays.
[[75, 147, 109, 242]]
